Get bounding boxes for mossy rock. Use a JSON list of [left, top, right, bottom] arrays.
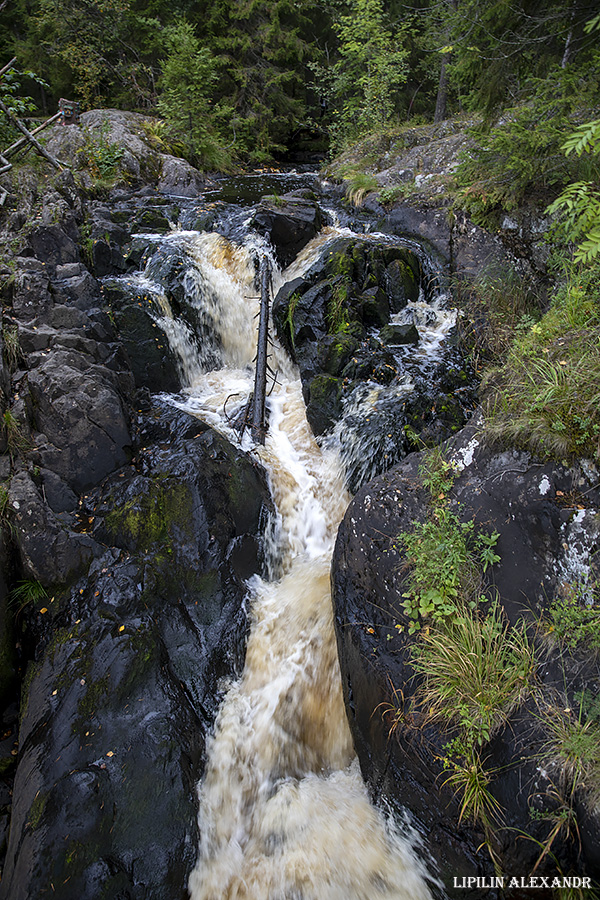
[[104, 479, 193, 554], [319, 333, 359, 377], [383, 255, 420, 310], [306, 374, 343, 436]]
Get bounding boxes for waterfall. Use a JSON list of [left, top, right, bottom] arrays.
[[115, 206, 448, 898]]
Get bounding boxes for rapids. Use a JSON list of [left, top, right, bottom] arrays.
[[124, 214, 451, 898]]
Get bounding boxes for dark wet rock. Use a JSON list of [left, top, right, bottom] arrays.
[[306, 374, 343, 437], [26, 352, 133, 493], [102, 281, 182, 393], [0, 401, 274, 900], [28, 223, 80, 269], [331, 418, 600, 892], [355, 286, 389, 326], [8, 471, 101, 586], [252, 196, 323, 267], [11, 269, 53, 323], [379, 323, 419, 345], [41, 468, 79, 514], [0, 533, 15, 707]]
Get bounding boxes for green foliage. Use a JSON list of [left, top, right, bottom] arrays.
[[157, 20, 231, 171], [2, 322, 23, 371], [547, 119, 600, 264], [9, 579, 47, 614], [483, 260, 600, 461], [539, 696, 600, 810], [312, 0, 408, 149], [407, 600, 534, 835], [0, 65, 49, 146], [454, 58, 600, 227], [377, 183, 411, 205], [81, 121, 124, 182], [549, 583, 600, 653], [441, 746, 504, 829], [398, 450, 500, 629], [3, 409, 30, 460], [454, 267, 542, 369], [411, 603, 535, 747], [344, 172, 378, 206], [25, 0, 163, 109]]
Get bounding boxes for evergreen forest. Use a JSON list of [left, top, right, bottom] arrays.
[[1, 0, 599, 167]]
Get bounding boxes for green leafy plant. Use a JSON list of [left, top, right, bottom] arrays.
[[0, 65, 49, 147], [398, 450, 500, 629], [454, 267, 542, 369], [538, 695, 600, 812], [548, 583, 600, 653], [547, 119, 600, 264], [442, 746, 504, 830], [453, 59, 600, 229], [377, 183, 411, 205], [410, 602, 535, 747], [81, 120, 124, 183]]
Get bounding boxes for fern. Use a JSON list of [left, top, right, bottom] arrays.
[[562, 119, 600, 157], [548, 119, 600, 263]]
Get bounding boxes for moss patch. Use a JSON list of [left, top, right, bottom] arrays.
[[105, 480, 194, 553]]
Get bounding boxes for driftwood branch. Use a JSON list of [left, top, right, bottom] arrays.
[[3, 111, 62, 158], [0, 97, 65, 170], [250, 255, 271, 445]]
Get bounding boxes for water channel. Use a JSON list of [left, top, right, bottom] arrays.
[[113, 173, 457, 899]]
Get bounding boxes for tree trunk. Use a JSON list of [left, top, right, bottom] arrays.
[[434, 53, 450, 124]]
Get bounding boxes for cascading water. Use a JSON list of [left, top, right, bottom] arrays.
[[112, 195, 455, 898]]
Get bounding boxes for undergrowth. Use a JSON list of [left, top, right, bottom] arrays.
[[482, 259, 600, 461], [454, 267, 542, 370]]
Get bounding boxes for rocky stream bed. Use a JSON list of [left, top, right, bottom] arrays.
[[0, 111, 598, 899]]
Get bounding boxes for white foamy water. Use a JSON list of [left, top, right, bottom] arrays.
[[131, 224, 438, 899]]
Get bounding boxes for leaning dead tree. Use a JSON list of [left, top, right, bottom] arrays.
[[250, 255, 272, 444], [232, 255, 274, 445]]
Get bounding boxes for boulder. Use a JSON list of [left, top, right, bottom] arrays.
[[27, 351, 133, 493], [102, 280, 183, 393], [7, 472, 100, 587], [158, 155, 205, 197], [251, 196, 323, 267], [331, 418, 600, 892], [0, 402, 275, 900]]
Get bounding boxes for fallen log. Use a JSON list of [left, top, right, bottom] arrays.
[[2, 111, 62, 159], [0, 97, 65, 170]]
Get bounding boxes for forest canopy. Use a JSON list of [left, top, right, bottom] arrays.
[[0, 0, 599, 166]]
